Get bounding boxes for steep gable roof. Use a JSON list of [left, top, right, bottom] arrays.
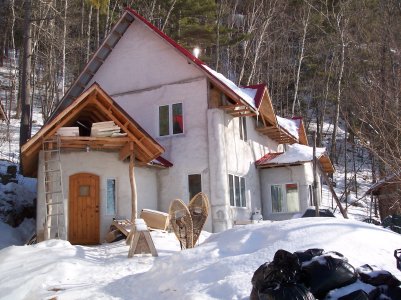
[[21, 83, 164, 176], [47, 8, 306, 146], [50, 8, 263, 122]]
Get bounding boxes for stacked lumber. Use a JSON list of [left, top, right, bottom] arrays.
[[140, 209, 170, 231], [90, 121, 127, 137], [57, 127, 79, 136]]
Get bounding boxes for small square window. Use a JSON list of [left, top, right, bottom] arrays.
[[79, 185, 90, 196]]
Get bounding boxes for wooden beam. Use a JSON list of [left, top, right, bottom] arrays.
[[228, 109, 252, 114], [119, 142, 131, 161], [230, 112, 257, 118], [220, 104, 245, 110], [318, 162, 348, 219]]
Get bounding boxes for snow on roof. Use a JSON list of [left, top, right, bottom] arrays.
[[202, 65, 257, 109], [258, 143, 326, 166], [277, 116, 299, 139]]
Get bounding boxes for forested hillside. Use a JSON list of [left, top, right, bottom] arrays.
[[0, 0, 400, 185]]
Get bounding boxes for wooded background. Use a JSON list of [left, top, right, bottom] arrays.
[[0, 0, 400, 187]]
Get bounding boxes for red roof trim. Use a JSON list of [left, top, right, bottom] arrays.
[[255, 152, 284, 166], [153, 156, 173, 168], [125, 8, 258, 112], [241, 84, 266, 109], [125, 8, 204, 67]]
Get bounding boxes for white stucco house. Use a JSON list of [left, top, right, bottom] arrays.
[[21, 8, 334, 244]]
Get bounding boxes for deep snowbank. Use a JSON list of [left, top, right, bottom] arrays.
[[0, 218, 400, 299]]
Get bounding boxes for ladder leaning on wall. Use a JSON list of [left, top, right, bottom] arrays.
[[42, 135, 66, 240]]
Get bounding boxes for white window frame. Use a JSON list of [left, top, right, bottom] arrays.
[[158, 102, 184, 137], [105, 177, 117, 216], [228, 174, 247, 208], [270, 183, 300, 213]]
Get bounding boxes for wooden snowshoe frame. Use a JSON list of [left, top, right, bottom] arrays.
[[188, 192, 209, 245], [169, 199, 194, 249]]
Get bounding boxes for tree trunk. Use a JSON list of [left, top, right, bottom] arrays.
[[291, 6, 310, 116], [330, 27, 346, 163], [86, 5, 93, 62], [161, 0, 177, 32], [96, 6, 100, 49], [9, 0, 17, 120], [61, 0, 68, 96], [19, 0, 32, 155]]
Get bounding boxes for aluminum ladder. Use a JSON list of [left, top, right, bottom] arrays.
[[42, 135, 66, 240]]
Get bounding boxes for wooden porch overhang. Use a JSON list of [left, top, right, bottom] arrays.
[[256, 125, 298, 144], [214, 83, 300, 145], [256, 154, 335, 174], [21, 83, 164, 177], [219, 104, 257, 117]]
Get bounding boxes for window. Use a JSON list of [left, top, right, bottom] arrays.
[[239, 116, 247, 141], [271, 183, 300, 213], [106, 178, 116, 215], [188, 174, 202, 200], [308, 185, 313, 206], [228, 174, 246, 207], [79, 185, 90, 197], [158, 103, 183, 136]]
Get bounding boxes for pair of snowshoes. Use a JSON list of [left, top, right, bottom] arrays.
[[169, 192, 209, 249]]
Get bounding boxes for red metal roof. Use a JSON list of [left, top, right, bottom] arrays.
[[255, 152, 284, 166]]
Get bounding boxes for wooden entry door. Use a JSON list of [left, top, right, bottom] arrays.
[[69, 173, 100, 245]]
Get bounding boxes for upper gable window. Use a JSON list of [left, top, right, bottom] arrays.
[[159, 103, 184, 136], [239, 116, 247, 141]]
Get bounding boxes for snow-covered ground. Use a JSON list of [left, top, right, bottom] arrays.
[[0, 218, 400, 300]]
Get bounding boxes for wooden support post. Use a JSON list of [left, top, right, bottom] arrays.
[[128, 219, 158, 258], [318, 162, 348, 219], [312, 131, 320, 217], [129, 142, 137, 222]]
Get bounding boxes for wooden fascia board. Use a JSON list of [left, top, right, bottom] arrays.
[[257, 162, 304, 169], [318, 155, 335, 174], [22, 87, 97, 156], [86, 86, 163, 161]]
